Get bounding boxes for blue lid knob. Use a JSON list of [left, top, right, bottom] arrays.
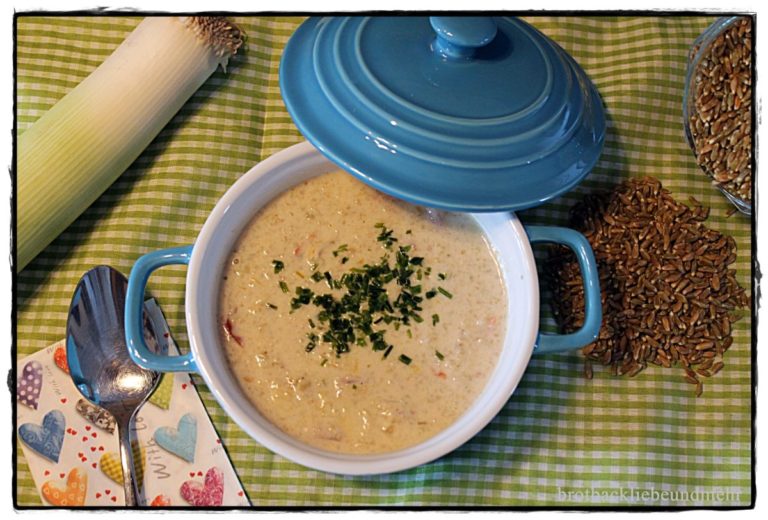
[[430, 16, 498, 59]]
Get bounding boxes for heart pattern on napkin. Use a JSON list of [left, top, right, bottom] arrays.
[[19, 409, 66, 463], [17, 360, 43, 410], [180, 466, 224, 506], [75, 398, 115, 434], [100, 445, 145, 487], [53, 346, 69, 374], [99, 452, 124, 484], [148, 373, 174, 410], [41, 467, 87, 506], [151, 494, 172, 507], [16, 301, 251, 507], [154, 413, 197, 462]]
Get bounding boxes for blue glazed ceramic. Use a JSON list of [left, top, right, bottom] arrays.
[[123, 141, 603, 475], [280, 16, 606, 212], [125, 245, 196, 373]]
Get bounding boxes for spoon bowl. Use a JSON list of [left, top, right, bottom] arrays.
[[66, 265, 162, 506]]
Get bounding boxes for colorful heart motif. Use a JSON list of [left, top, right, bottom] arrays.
[[19, 409, 66, 463], [180, 467, 224, 507], [151, 494, 172, 507], [75, 398, 115, 434], [154, 413, 197, 462], [17, 360, 43, 410], [41, 467, 87, 506], [148, 373, 174, 410], [100, 444, 145, 487], [53, 346, 69, 374], [99, 452, 123, 484]]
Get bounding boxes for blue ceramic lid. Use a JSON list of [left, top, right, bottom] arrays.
[[279, 16, 606, 212]]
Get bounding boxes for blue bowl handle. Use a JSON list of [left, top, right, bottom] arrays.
[[125, 246, 198, 372], [525, 226, 602, 355]]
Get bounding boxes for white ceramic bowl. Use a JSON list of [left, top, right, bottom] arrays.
[[125, 141, 600, 475]]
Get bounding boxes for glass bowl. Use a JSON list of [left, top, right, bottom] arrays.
[[683, 16, 753, 216]]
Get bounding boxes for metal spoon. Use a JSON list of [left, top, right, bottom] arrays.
[[66, 266, 162, 506]]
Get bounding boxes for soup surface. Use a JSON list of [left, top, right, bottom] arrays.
[[219, 171, 507, 454]]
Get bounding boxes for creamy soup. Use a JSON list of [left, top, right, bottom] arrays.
[[218, 171, 507, 454]]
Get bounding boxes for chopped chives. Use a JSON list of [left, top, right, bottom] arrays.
[[272, 260, 284, 273], [376, 224, 398, 248], [333, 244, 349, 257], [277, 223, 451, 366], [435, 350, 445, 360]]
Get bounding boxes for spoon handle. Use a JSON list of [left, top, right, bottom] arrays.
[[117, 418, 139, 507]]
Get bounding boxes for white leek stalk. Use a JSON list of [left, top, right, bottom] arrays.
[[17, 16, 244, 271]]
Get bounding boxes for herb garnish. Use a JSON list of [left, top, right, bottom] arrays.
[[291, 287, 315, 310], [272, 260, 285, 273], [375, 222, 398, 248], [305, 332, 319, 352], [277, 224, 452, 364]]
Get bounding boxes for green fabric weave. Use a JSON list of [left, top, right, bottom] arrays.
[[15, 15, 752, 508]]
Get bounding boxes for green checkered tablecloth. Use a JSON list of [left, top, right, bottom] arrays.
[[15, 15, 753, 508]]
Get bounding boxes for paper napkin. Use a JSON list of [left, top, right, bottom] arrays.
[[16, 299, 250, 507]]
